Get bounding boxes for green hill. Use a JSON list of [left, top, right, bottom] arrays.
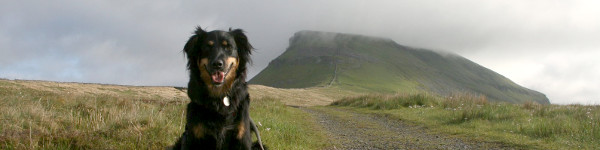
[[249, 31, 549, 104]]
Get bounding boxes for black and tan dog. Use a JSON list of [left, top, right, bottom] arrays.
[[173, 26, 265, 150]]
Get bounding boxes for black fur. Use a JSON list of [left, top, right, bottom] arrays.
[[173, 26, 264, 150]]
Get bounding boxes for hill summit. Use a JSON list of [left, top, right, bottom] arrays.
[[250, 31, 549, 104]]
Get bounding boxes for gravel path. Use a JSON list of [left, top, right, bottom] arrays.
[[301, 107, 511, 150]]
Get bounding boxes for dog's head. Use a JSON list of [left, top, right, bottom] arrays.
[[184, 27, 252, 98]]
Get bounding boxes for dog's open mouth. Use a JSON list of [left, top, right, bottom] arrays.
[[205, 63, 233, 86], [211, 71, 225, 84]]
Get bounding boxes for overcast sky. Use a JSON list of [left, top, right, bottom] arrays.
[[1, 0, 599, 104]]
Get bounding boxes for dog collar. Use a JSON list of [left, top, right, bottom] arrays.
[[223, 96, 230, 107]]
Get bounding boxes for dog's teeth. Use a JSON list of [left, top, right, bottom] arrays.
[[223, 96, 230, 106]]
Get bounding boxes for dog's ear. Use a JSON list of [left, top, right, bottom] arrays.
[[183, 26, 206, 54], [194, 26, 207, 36], [183, 35, 198, 55], [230, 29, 253, 64], [183, 26, 206, 68], [184, 26, 206, 54]]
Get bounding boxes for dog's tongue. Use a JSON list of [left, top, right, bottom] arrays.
[[211, 71, 225, 83]]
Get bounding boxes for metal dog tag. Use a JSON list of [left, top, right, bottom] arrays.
[[223, 96, 230, 106]]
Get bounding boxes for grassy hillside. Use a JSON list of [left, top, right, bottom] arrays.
[[330, 93, 600, 149], [250, 31, 549, 104], [0, 79, 330, 149]]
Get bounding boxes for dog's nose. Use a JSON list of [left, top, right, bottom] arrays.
[[212, 60, 224, 68]]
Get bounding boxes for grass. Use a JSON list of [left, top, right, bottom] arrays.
[[249, 62, 334, 88], [331, 93, 600, 149], [0, 80, 330, 149], [251, 98, 330, 149], [0, 85, 187, 149]]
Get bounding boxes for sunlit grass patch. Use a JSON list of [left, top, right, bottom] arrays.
[[0, 80, 329, 149], [251, 97, 330, 149], [0, 86, 186, 149], [331, 93, 600, 149], [331, 93, 439, 110]]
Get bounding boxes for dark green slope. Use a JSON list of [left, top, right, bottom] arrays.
[[250, 31, 549, 104]]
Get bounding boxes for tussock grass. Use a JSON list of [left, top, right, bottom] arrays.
[[331, 93, 600, 149], [0, 80, 329, 149], [0, 86, 187, 149], [331, 93, 438, 110], [251, 97, 330, 149]]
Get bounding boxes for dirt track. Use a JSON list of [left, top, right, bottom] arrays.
[[301, 107, 511, 150]]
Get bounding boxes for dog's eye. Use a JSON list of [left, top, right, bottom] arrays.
[[222, 41, 234, 51]]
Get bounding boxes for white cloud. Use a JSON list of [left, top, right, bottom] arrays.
[[527, 51, 600, 105], [1, 0, 599, 104], [465, 49, 600, 105]]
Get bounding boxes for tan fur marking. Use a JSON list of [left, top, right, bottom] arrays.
[[222, 40, 228, 46], [198, 58, 213, 88], [217, 57, 238, 95], [198, 57, 239, 97], [193, 124, 205, 138], [237, 122, 245, 139], [208, 40, 214, 46], [224, 57, 238, 83]]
